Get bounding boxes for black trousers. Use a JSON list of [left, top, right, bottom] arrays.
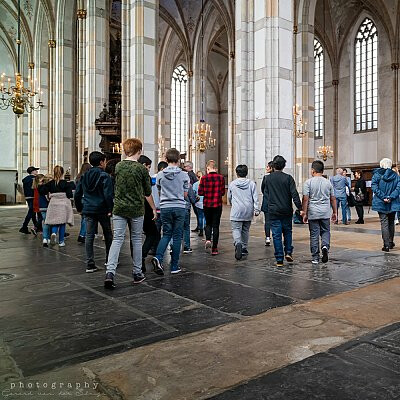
[[204, 206, 223, 247], [142, 216, 160, 259], [85, 214, 113, 267], [355, 204, 364, 222], [22, 199, 37, 229]]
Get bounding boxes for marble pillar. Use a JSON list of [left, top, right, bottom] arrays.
[[121, 0, 158, 164], [235, 0, 294, 190]]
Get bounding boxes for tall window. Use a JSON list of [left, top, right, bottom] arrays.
[[355, 18, 378, 132], [171, 65, 188, 153], [314, 38, 324, 138]]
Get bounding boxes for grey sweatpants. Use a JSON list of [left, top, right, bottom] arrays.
[[231, 220, 251, 249], [308, 218, 330, 261], [378, 212, 396, 248]]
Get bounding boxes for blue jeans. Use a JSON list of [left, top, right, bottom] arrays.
[[183, 209, 191, 248], [196, 207, 205, 230], [336, 197, 348, 224], [270, 216, 293, 261], [51, 224, 66, 243], [79, 215, 86, 237], [156, 208, 186, 269], [40, 211, 50, 240]]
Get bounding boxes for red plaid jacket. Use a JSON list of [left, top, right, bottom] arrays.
[[198, 172, 225, 208]]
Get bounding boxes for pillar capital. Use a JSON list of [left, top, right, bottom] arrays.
[[77, 9, 87, 19]]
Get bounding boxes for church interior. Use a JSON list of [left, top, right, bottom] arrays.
[[0, 0, 400, 399]]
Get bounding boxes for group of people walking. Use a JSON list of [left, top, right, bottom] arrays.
[[19, 139, 400, 288]]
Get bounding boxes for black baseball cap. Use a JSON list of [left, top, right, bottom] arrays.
[[27, 166, 39, 174]]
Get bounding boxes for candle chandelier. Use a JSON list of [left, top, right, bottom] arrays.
[[193, 0, 216, 153], [293, 104, 308, 138], [0, 0, 43, 116]]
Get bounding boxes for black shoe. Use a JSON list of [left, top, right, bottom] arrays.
[[133, 274, 146, 284], [382, 246, 390, 252], [104, 272, 116, 289], [285, 254, 294, 263], [242, 248, 249, 255], [321, 246, 329, 263], [30, 228, 37, 236], [19, 227, 31, 234], [198, 229, 204, 237], [64, 232, 70, 238], [183, 247, 193, 254], [151, 257, 164, 276], [191, 227, 199, 233], [142, 258, 146, 274], [390, 242, 395, 249], [86, 265, 99, 273], [235, 243, 243, 260], [276, 260, 284, 267], [77, 235, 85, 243]]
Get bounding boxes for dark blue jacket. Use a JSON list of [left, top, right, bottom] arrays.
[[22, 175, 35, 199], [371, 168, 400, 214], [74, 167, 114, 215]]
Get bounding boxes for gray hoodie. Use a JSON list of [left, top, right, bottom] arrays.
[[228, 178, 259, 221], [156, 166, 190, 209], [330, 174, 350, 198]]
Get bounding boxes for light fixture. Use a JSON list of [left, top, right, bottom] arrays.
[[293, 104, 308, 138], [0, 0, 43, 116], [193, 0, 216, 153], [317, 145, 333, 161]]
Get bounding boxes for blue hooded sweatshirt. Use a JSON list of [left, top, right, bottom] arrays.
[[371, 168, 400, 214]]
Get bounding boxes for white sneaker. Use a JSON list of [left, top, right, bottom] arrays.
[[42, 239, 49, 248], [311, 259, 319, 265], [265, 237, 271, 246], [58, 241, 66, 247], [396, 219, 399, 225], [50, 233, 57, 245]]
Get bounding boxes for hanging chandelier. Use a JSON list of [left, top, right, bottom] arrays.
[[317, 145, 333, 161], [293, 104, 308, 138], [193, 0, 216, 153], [0, 0, 43, 116]]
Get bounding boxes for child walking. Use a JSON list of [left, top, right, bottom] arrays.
[[40, 166, 74, 247], [228, 165, 260, 260], [302, 160, 337, 264], [33, 174, 51, 247], [151, 148, 189, 275]]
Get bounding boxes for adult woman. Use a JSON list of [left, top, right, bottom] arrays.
[[40, 165, 74, 247], [75, 162, 91, 243], [371, 158, 400, 252], [354, 170, 367, 224]]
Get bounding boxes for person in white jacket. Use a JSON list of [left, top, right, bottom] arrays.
[[228, 164, 260, 260]]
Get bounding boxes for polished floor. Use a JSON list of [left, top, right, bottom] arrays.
[[0, 205, 399, 399]]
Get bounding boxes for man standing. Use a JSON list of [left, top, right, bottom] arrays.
[[104, 139, 157, 288], [19, 166, 40, 234], [198, 160, 225, 255], [261, 161, 274, 246], [302, 160, 337, 265], [343, 168, 352, 222], [264, 155, 302, 267], [74, 151, 114, 273], [330, 168, 350, 225]]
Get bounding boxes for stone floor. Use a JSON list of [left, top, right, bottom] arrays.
[[0, 205, 400, 399]]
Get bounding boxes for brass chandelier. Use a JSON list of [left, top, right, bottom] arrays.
[[193, 0, 216, 153], [0, 0, 43, 116]]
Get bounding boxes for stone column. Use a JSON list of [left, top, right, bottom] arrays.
[[76, 7, 87, 165], [392, 63, 399, 165], [332, 79, 339, 171], [235, 0, 294, 188], [121, 0, 158, 163], [85, 0, 109, 155], [48, 39, 56, 171]]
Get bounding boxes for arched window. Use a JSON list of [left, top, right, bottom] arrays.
[[314, 38, 324, 138], [171, 65, 188, 153], [355, 18, 378, 132]]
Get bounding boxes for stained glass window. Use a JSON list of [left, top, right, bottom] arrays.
[[355, 18, 378, 132], [314, 38, 324, 138], [171, 65, 188, 153]]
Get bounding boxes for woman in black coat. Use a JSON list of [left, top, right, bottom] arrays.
[[354, 170, 367, 224]]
